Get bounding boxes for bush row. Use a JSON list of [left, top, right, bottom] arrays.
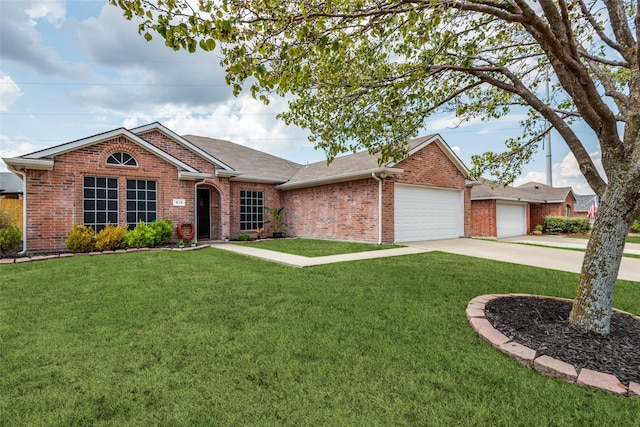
[[0, 206, 22, 256], [66, 219, 174, 253], [544, 216, 591, 234]]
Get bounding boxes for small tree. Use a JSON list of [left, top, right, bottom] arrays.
[[0, 204, 22, 256]]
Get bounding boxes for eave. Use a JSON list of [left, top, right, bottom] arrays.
[[276, 167, 403, 190]]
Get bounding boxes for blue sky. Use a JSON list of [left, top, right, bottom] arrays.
[[1, 0, 603, 194]]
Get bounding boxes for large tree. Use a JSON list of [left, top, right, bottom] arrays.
[[111, 0, 640, 334]]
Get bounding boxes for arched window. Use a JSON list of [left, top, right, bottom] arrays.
[[106, 152, 137, 167], [565, 204, 571, 217]]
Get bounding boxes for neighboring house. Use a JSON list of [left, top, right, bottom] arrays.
[[0, 172, 23, 199], [471, 181, 576, 238], [574, 194, 598, 218], [2, 122, 473, 253]]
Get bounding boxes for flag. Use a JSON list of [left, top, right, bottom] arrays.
[[587, 200, 598, 218]]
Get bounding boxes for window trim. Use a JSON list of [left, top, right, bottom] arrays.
[[126, 179, 157, 228], [239, 190, 264, 231], [106, 152, 138, 167], [83, 176, 119, 232]]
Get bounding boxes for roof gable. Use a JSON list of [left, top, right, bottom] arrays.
[[279, 134, 468, 189], [8, 127, 202, 175], [471, 180, 576, 203], [130, 122, 234, 172]]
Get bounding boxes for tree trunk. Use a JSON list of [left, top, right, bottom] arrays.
[[569, 187, 634, 335]]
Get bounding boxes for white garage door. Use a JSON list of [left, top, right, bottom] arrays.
[[496, 203, 527, 238], [394, 184, 463, 242]]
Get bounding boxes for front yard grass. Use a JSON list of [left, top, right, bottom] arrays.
[[2, 247, 639, 426], [239, 237, 402, 257]]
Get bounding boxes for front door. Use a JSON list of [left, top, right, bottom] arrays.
[[197, 188, 211, 240]]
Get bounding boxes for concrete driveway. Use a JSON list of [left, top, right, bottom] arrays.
[[406, 236, 640, 283]]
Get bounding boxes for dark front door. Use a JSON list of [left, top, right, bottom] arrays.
[[197, 188, 211, 240]]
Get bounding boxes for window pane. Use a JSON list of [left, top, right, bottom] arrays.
[[83, 176, 118, 230]]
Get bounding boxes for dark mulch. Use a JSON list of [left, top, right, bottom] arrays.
[[485, 296, 640, 386]]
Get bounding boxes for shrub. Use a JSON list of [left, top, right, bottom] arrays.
[[0, 225, 22, 255], [95, 224, 127, 251], [149, 219, 173, 246], [631, 219, 640, 234], [66, 224, 95, 253], [124, 220, 157, 248], [544, 216, 591, 234], [237, 234, 251, 241]]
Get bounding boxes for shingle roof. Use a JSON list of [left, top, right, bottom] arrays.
[[471, 181, 575, 203], [574, 194, 598, 211], [0, 172, 23, 194], [182, 135, 303, 182], [282, 135, 441, 187]]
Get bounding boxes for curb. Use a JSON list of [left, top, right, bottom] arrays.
[[0, 244, 211, 264], [467, 294, 639, 398]]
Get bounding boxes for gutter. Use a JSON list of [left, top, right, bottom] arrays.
[[277, 167, 403, 190], [6, 165, 27, 255], [371, 172, 384, 245]]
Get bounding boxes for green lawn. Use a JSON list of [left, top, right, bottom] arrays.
[[2, 246, 639, 426], [238, 238, 402, 257]]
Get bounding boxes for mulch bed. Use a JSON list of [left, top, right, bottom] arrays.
[[485, 296, 640, 386]]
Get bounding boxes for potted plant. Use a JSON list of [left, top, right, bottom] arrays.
[[256, 227, 264, 240], [190, 239, 197, 247], [533, 224, 543, 235], [265, 207, 286, 238], [177, 239, 185, 248]]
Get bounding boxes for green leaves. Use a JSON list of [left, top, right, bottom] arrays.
[[108, 0, 634, 186]]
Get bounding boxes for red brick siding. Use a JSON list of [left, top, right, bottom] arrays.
[[228, 182, 281, 239], [530, 195, 574, 232], [281, 140, 469, 243], [283, 178, 380, 242], [25, 136, 204, 251], [471, 199, 497, 237]]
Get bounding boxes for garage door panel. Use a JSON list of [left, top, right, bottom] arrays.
[[497, 203, 526, 238], [394, 185, 463, 242]]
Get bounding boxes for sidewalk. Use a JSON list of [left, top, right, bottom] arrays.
[[209, 243, 429, 267]]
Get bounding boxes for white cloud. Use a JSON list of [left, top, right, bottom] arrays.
[[0, 74, 22, 112], [0, 135, 39, 172], [26, 0, 66, 25], [514, 151, 603, 194]]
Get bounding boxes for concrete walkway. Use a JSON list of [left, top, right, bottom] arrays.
[[210, 243, 429, 267], [211, 236, 640, 283], [408, 237, 640, 283]]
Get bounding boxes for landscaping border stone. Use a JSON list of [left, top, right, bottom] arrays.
[[468, 294, 638, 397]]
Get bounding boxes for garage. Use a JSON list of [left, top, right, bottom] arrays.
[[496, 202, 527, 238], [394, 184, 464, 242]]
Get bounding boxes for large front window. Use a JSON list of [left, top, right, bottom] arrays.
[[240, 190, 263, 230], [83, 177, 118, 232], [126, 179, 157, 228]]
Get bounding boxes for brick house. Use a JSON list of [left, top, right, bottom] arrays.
[[471, 181, 576, 238], [3, 122, 473, 253]]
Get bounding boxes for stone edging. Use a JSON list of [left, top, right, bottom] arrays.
[[467, 294, 640, 397], [0, 244, 210, 264]]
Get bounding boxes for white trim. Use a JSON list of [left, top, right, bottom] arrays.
[[179, 171, 212, 180], [277, 167, 403, 190], [21, 128, 201, 174], [2, 157, 54, 170], [231, 175, 288, 184], [386, 135, 469, 177]]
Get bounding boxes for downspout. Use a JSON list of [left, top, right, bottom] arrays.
[[194, 178, 207, 241], [372, 172, 383, 245], [8, 166, 27, 255]]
